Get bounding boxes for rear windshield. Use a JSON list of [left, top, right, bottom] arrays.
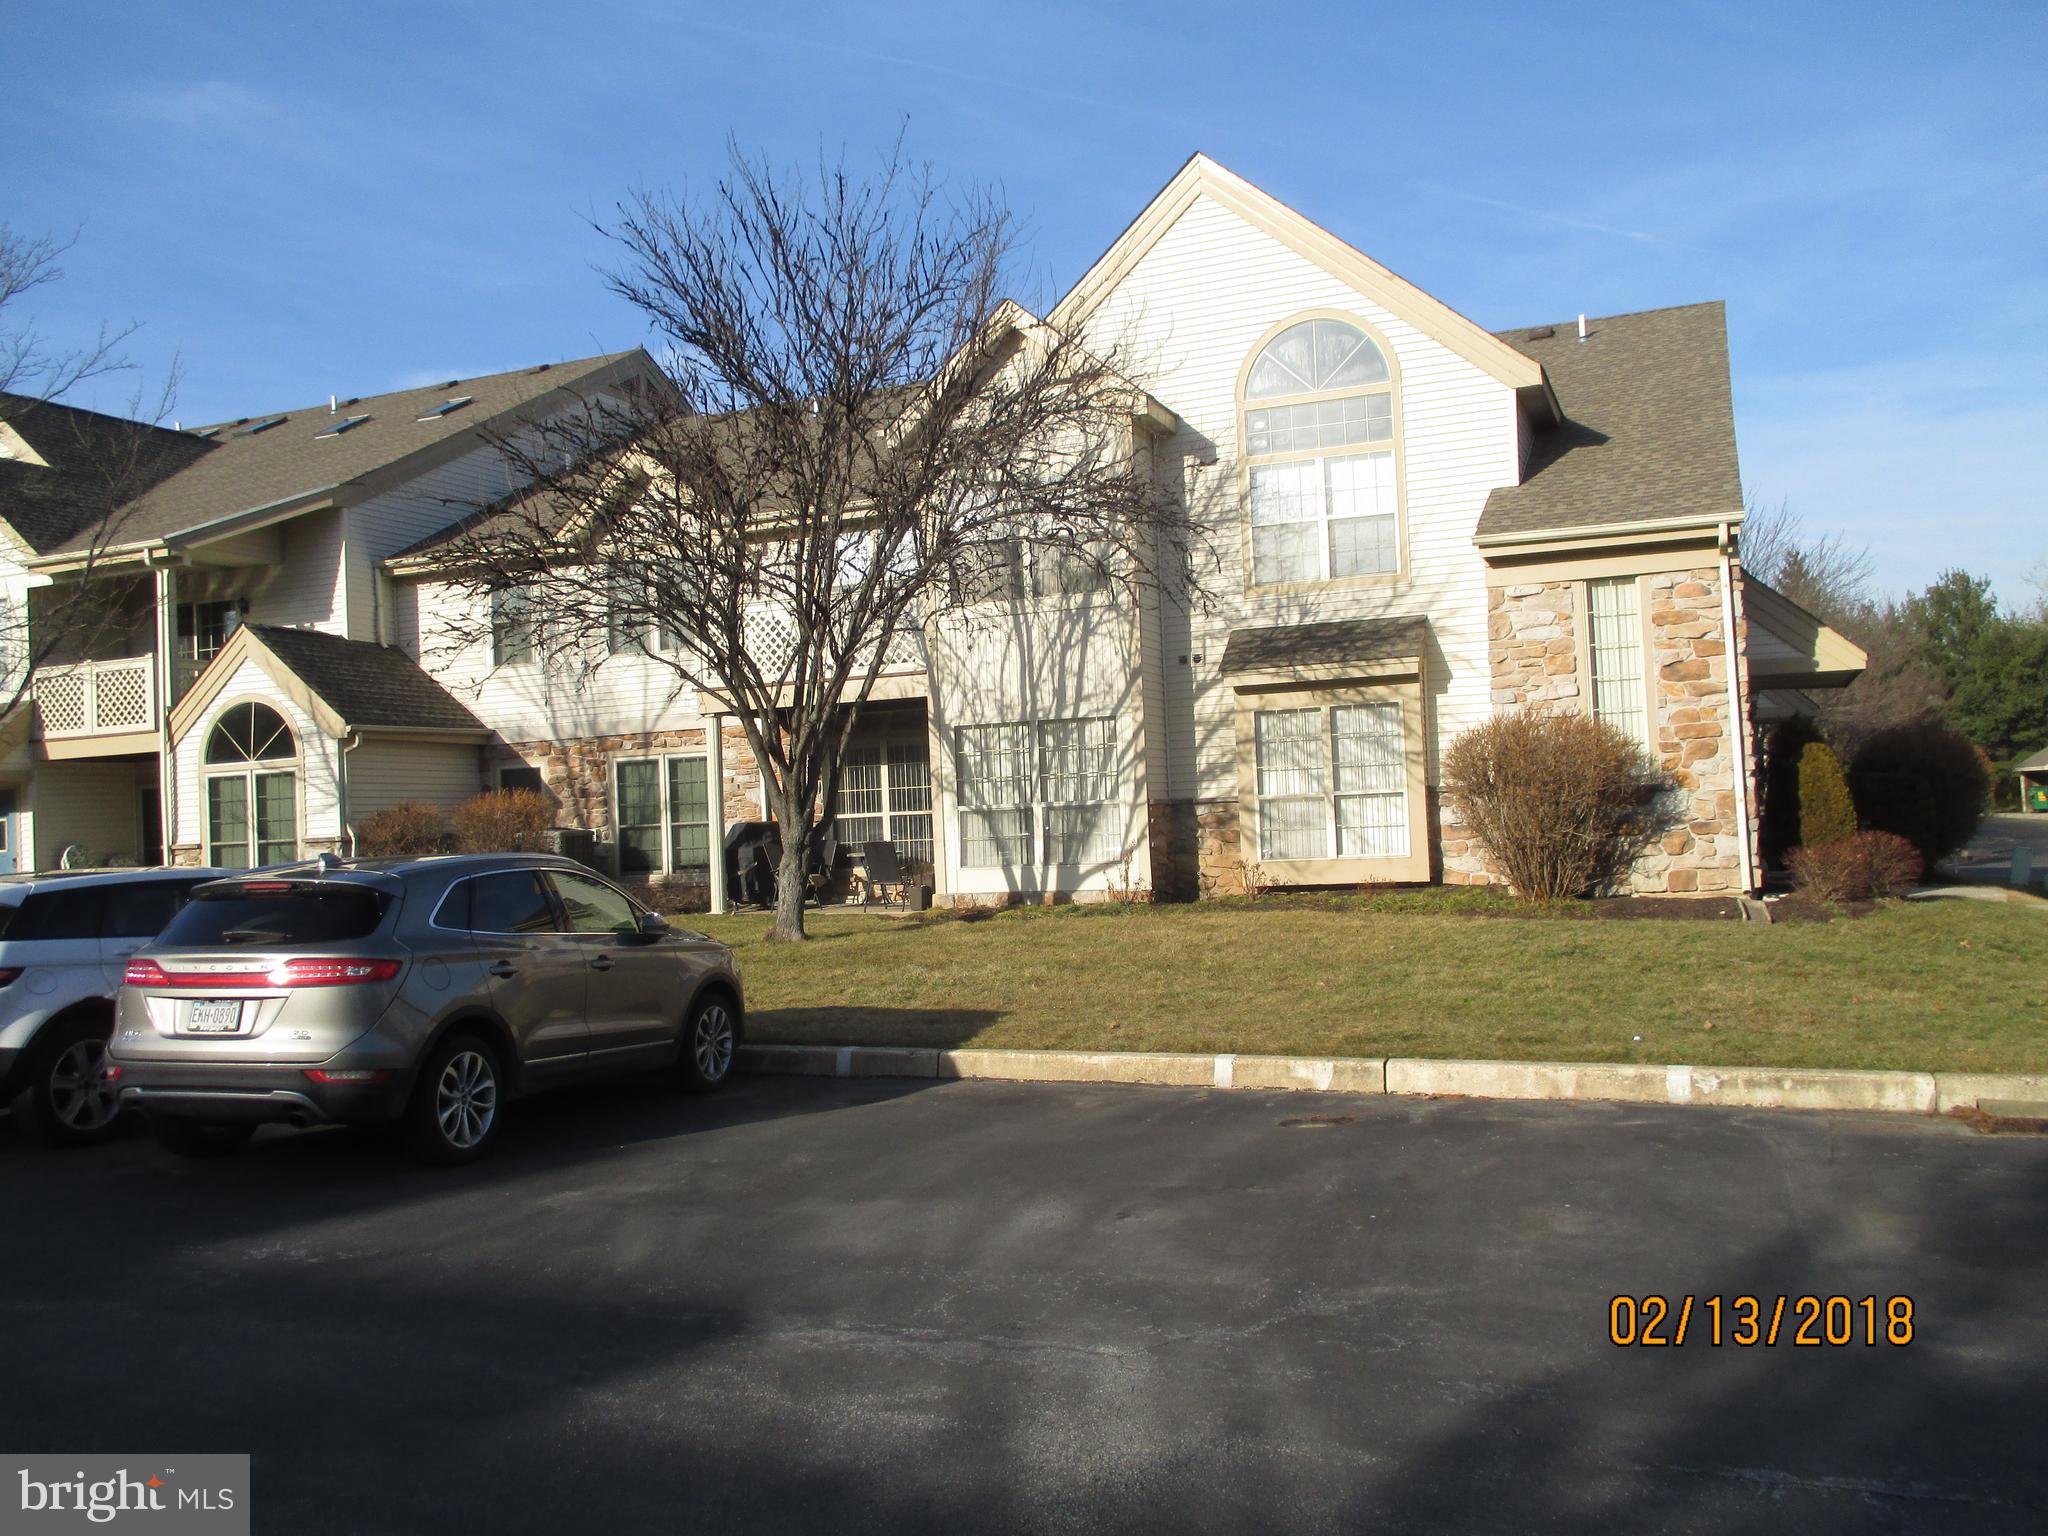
[[157, 884, 393, 948]]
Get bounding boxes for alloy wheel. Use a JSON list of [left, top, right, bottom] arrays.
[[694, 1006, 735, 1083], [49, 1039, 119, 1132], [434, 1050, 498, 1149]]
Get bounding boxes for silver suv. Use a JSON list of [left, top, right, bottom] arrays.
[[0, 868, 225, 1147], [107, 854, 744, 1164]]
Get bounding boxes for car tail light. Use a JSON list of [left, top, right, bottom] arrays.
[[272, 958, 402, 988], [304, 1068, 393, 1085], [123, 956, 401, 988], [100, 1064, 123, 1082], [0, 967, 20, 988]]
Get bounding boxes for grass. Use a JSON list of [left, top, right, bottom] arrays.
[[687, 893, 2048, 1075]]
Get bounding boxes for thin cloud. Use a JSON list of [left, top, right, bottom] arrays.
[[1421, 182, 1663, 245]]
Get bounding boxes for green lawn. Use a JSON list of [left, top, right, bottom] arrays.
[[688, 893, 2048, 1075]]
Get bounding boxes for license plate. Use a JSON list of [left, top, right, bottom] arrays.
[[186, 1000, 243, 1034]]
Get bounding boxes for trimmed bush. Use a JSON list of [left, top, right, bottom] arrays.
[[451, 789, 556, 854], [1758, 716, 1823, 871], [355, 801, 450, 857], [1787, 831, 1924, 905], [1847, 724, 1990, 865], [1441, 709, 1668, 901], [1796, 741, 1858, 851]]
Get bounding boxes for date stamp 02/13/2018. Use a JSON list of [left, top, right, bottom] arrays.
[[1608, 1295, 1916, 1347]]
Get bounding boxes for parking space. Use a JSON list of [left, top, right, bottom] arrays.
[[3, 1077, 2045, 1533]]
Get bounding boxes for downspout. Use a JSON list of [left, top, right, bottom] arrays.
[[1716, 521, 1756, 894], [339, 730, 362, 857]]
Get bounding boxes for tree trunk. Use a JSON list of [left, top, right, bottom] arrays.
[[769, 831, 811, 942]]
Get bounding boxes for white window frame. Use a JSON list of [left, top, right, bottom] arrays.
[[1584, 576, 1653, 748], [491, 584, 537, 668], [202, 701, 301, 869], [1244, 694, 1415, 870], [1037, 716, 1118, 865], [954, 722, 1035, 867], [1239, 313, 1404, 591], [834, 736, 934, 868], [612, 753, 713, 877]]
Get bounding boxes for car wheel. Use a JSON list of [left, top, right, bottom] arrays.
[[9, 1014, 125, 1149], [149, 1116, 257, 1159], [404, 1033, 504, 1165], [674, 994, 739, 1093]]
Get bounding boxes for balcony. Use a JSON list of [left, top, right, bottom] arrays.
[[34, 655, 161, 749]]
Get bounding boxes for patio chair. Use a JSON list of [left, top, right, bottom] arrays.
[[807, 831, 840, 906], [856, 839, 907, 910]]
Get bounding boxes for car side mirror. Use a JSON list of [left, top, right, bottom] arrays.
[[637, 911, 671, 937]]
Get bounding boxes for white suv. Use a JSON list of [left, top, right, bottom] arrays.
[[0, 869, 223, 1147]]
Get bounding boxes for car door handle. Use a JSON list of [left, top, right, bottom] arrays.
[[588, 955, 614, 972], [489, 962, 518, 978]]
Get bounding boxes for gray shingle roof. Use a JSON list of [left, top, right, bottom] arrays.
[[1219, 615, 1429, 675], [245, 625, 484, 732], [2015, 746, 2048, 773], [28, 351, 653, 559], [1478, 302, 1742, 540], [0, 394, 213, 555]]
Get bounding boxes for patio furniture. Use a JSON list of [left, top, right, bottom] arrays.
[[856, 839, 908, 910], [808, 831, 840, 906]]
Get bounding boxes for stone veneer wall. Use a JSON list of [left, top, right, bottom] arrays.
[[1454, 566, 1753, 896], [490, 720, 762, 907]]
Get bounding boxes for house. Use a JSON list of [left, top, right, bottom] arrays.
[[0, 154, 1865, 905], [0, 352, 662, 871]]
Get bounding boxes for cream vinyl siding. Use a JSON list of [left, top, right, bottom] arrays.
[[345, 738, 484, 824], [29, 760, 151, 868], [341, 438, 527, 640], [1081, 192, 1520, 799], [246, 509, 346, 635], [926, 590, 1149, 898], [169, 658, 340, 851], [406, 577, 705, 743]]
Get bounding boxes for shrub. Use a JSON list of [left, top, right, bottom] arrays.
[[1757, 716, 1823, 870], [1787, 831, 1924, 905], [1441, 710, 1668, 901], [355, 801, 450, 857], [450, 788, 557, 854], [1796, 741, 1858, 851], [1847, 724, 1990, 865]]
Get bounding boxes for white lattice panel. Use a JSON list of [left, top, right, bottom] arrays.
[[36, 671, 87, 734], [92, 660, 153, 729]]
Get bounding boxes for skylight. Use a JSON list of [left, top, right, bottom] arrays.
[[314, 414, 371, 439], [189, 426, 221, 439], [234, 417, 288, 437], [415, 395, 475, 421]]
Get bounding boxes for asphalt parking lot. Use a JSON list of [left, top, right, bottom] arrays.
[[3, 1076, 2045, 1534]]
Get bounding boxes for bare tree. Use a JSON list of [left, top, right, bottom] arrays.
[[1741, 493, 1872, 625], [429, 143, 1195, 939], [0, 226, 191, 719]]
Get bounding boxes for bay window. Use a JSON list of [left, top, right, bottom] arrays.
[[1249, 699, 1411, 864]]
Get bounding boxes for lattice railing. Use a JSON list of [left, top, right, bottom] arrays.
[[34, 655, 159, 737]]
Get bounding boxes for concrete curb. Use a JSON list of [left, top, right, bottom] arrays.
[[735, 1044, 2041, 1118]]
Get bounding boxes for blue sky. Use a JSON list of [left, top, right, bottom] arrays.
[[6, 0, 2044, 602]]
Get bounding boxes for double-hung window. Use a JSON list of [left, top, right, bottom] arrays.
[[614, 756, 711, 876], [1252, 701, 1409, 862], [492, 585, 536, 667], [955, 724, 1033, 867], [1038, 717, 1116, 864], [1243, 318, 1399, 586], [1586, 577, 1649, 744]]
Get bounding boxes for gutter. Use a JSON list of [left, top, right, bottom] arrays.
[[338, 730, 362, 858], [1474, 511, 1739, 549], [1717, 519, 1757, 894]]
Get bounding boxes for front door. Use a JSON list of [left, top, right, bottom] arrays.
[[462, 869, 588, 1084], [546, 869, 676, 1067]]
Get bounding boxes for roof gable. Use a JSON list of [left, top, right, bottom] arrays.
[[1051, 155, 1552, 411], [169, 624, 486, 744]]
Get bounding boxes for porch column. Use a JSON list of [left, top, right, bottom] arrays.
[[153, 562, 178, 864], [706, 710, 728, 915]]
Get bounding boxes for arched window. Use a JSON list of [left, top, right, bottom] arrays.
[[205, 702, 295, 764], [203, 702, 298, 866], [1242, 317, 1400, 585]]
